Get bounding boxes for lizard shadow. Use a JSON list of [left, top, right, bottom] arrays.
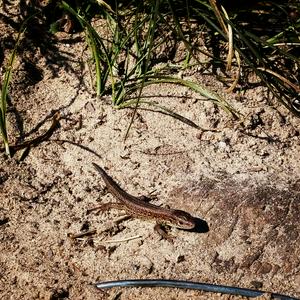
[[183, 217, 209, 234], [193, 217, 209, 233]]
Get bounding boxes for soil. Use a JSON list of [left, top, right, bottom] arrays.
[[0, 8, 299, 300]]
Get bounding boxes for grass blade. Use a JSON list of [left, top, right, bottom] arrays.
[[121, 75, 240, 119], [0, 24, 27, 156]]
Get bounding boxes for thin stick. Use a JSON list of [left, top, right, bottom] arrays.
[[103, 235, 142, 243]]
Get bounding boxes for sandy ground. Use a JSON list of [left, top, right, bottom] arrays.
[[0, 10, 300, 300]]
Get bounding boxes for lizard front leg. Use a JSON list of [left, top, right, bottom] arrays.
[[154, 223, 174, 243]]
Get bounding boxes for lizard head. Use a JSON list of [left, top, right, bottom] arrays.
[[171, 209, 196, 229]]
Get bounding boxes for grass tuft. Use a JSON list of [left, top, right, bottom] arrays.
[[2, 1, 299, 143]]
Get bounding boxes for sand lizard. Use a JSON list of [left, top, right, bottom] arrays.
[[90, 163, 196, 240]]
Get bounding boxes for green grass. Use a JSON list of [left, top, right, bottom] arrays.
[[0, 23, 28, 157], [1, 0, 299, 147], [57, 0, 299, 115], [57, 0, 243, 137]]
